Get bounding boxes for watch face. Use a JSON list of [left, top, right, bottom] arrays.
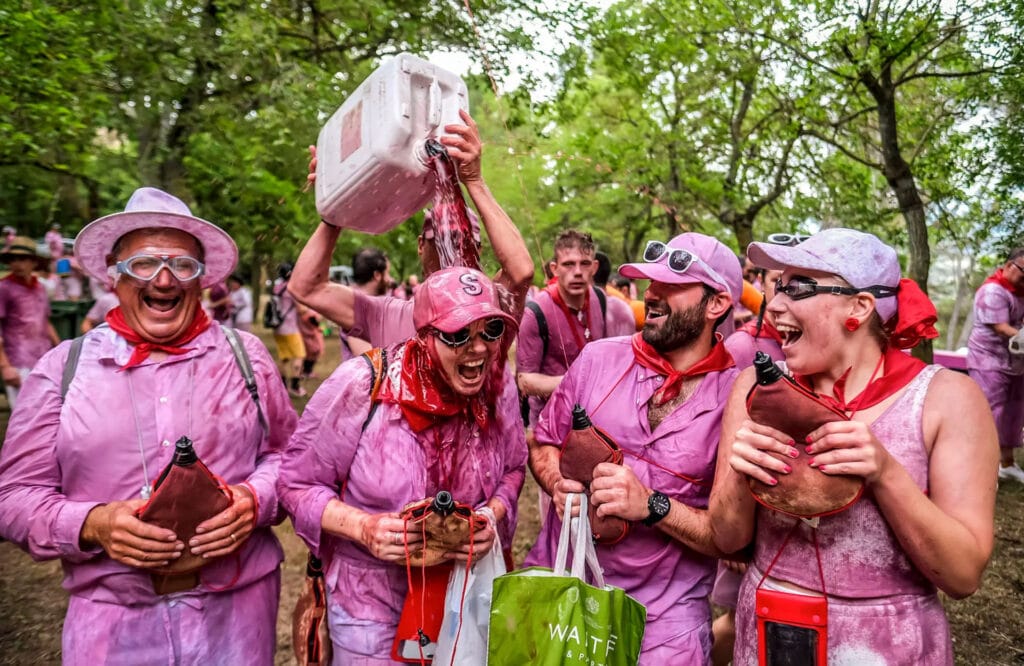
[[650, 492, 671, 517]]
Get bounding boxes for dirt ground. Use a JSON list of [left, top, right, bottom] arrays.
[[0, 333, 1022, 664]]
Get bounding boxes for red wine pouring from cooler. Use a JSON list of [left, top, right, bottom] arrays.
[[424, 138, 481, 271]]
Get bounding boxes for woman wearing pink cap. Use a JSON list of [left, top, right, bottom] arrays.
[[279, 266, 527, 663], [708, 228, 997, 664]]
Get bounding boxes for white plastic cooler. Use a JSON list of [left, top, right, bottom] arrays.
[[315, 53, 469, 234]]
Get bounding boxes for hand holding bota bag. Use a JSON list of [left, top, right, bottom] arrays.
[[399, 491, 487, 567], [745, 353, 863, 518], [134, 436, 233, 594], [559, 404, 629, 544], [487, 494, 646, 666]]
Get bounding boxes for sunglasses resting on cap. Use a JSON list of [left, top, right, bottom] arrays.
[[642, 240, 730, 289], [766, 233, 810, 247]]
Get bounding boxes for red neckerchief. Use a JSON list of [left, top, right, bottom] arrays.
[[3, 273, 39, 290], [381, 338, 490, 433], [105, 306, 211, 370], [794, 346, 925, 413], [631, 332, 735, 406], [547, 283, 592, 350], [740, 317, 783, 343], [983, 267, 1024, 298]]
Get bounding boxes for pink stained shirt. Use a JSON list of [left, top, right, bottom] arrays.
[[0, 277, 52, 369], [515, 288, 609, 427], [84, 290, 119, 324], [523, 336, 738, 658], [967, 281, 1024, 375], [724, 326, 784, 371], [605, 290, 640, 337], [0, 324, 297, 608], [278, 343, 527, 657], [348, 290, 415, 347]]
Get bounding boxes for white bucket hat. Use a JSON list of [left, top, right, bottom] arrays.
[[75, 187, 238, 288]]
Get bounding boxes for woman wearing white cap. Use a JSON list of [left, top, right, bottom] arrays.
[[279, 266, 527, 663], [709, 228, 997, 664]]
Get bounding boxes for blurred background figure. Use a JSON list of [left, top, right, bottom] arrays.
[[206, 280, 232, 325], [296, 303, 324, 397], [45, 223, 64, 261], [272, 261, 306, 397], [0, 237, 60, 408], [228, 273, 253, 332]]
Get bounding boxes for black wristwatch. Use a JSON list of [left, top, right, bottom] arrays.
[[642, 491, 671, 527]]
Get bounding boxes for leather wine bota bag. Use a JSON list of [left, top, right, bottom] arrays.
[[293, 554, 332, 666], [745, 353, 864, 518], [559, 404, 629, 545], [400, 491, 485, 567], [135, 436, 233, 576]]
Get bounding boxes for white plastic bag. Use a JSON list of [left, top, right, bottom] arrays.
[[433, 510, 507, 666], [1009, 331, 1024, 356]]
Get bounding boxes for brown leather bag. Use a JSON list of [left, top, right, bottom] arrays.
[[292, 554, 332, 666], [400, 492, 486, 567], [135, 436, 233, 576], [559, 404, 629, 545], [745, 353, 864, 518]]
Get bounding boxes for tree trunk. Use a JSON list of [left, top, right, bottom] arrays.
[[868, 71, 932, 362]]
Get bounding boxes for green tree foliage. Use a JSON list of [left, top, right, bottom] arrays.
[[0, 0, 578, 287], [537, 0, 807, 258]]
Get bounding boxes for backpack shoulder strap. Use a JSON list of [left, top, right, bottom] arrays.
[[60, 324, 109, 401], [221, 325, 269, 436], [594, 286, 607, 320], [61, 335, 87, 401], [359, 347, 389, 432], [525, 300, 548, 360]]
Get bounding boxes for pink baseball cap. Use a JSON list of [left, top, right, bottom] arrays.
[[619, 232, 743, 302], [747, 228, 901, 321], [75, 187, 238, 289], [413, 266, 517, 334], [422, 208, 482, 245]]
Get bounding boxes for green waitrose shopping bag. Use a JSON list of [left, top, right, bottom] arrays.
[[487, 494, 646, 665]]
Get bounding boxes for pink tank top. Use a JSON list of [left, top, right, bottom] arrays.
[[752, 364, 943, 598]]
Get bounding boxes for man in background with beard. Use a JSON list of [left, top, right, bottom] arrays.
[[524, 233, 742, 664]]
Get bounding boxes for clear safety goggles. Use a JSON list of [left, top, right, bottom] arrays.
[[111, 254, 205, 283]]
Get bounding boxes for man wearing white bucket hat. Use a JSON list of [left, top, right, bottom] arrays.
[[0, 187, 297, 665]]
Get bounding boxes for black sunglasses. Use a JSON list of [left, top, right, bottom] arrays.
[[434, 317, 506, 347], [775, 277, 898, 301]]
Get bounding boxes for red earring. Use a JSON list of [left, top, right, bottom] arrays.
[[844, 317, 861, 332]]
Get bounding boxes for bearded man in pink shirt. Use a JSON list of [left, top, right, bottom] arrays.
[[525, 232, 743, 663], [0, 187, 297, 665]]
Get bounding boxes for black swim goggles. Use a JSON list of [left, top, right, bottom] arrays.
[[774, 276, 897, 301]]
